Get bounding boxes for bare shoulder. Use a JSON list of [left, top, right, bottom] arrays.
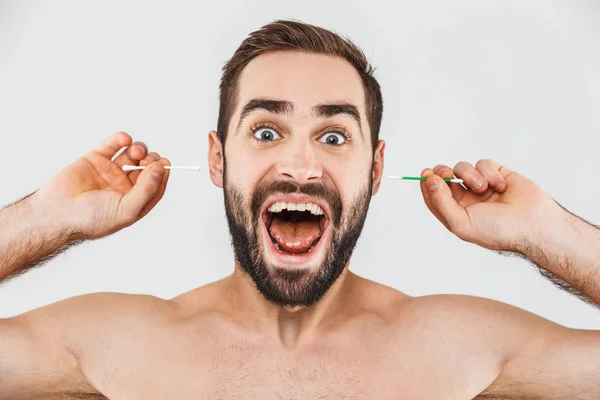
[[404, 292, 556, 322], [401, 293, 567, 346], [19, 291, 180, 348], [351, 280, 600, 397], [15, 281, 238, 344], [347, 275, 557, 331], [0, 292, 177, 399], [22, 291, 176, 322]]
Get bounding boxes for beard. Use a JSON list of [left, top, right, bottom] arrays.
[[223, 168, 373, 308]]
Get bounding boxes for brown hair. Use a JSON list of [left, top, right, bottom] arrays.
[[217, 19, 383, 152]]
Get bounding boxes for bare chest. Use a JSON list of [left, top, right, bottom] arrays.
[[81, 331, 494, 399]]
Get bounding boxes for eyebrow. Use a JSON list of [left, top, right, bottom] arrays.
[[236, 98, 363, 138], [312, 103, 362, 137], [236, 99, 293, 131]]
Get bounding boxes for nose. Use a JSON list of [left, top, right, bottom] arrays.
[[276, 141, 323, 184]]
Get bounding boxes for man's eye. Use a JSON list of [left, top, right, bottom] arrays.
[[254, 128, 281, 141], [319, 132, 346, 146]]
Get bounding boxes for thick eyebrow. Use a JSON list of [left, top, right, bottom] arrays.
[[236, 99, 294, 131], [313, 103, 363, 138], [235, 99, 363, 139]]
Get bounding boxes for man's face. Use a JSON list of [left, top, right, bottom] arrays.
[[210, 51, 384, 307]]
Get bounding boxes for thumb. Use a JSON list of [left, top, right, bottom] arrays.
[[117, 162, 165, 224], [426, 175, 471, 235]]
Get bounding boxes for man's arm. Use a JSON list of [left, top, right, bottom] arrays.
[[0, 132, 169, 285], [0, 191, 83, 284], [0, 291, 174, 399], [420, 160, 600, 306], [479, 327, 600, 398], [0, 132, 170, 397], [419, 160, 600, 398], [432, 294, 600, 399], [411, 294, 600, 399], [0, 312, 95, 399], [518, 201, 600, 306], [482, 203, 600, 398]]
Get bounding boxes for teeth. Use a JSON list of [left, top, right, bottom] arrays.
[[268, 201, 325, 216]]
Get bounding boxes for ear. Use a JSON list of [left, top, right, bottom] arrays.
[[208, 130, 224, 188], [371, 139, 385, 196]]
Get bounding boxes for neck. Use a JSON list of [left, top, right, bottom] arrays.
[[224, 262, 355, 347]]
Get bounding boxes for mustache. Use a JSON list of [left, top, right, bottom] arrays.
[[251, 180, 343, 227]]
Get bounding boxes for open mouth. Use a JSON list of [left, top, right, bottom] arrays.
[[262, 200, 329, 256]]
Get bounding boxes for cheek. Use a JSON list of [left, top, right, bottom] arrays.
[[336, 178, 372, 227], [329, 162, 371, 197], [225, 144, 269, 187]]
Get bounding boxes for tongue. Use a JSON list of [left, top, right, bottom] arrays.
[[268, 219, 322, 254]]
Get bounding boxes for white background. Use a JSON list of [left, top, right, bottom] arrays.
[[0, 0, 599, 328]]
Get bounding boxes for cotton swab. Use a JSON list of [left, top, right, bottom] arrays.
[[122, 165, 201, 171], [388, 175, 463, 183]]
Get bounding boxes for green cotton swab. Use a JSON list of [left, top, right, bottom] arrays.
[[388, 175, 464, 183]]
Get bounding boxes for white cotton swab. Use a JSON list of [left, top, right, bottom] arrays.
[[122, 165, 201, 171]]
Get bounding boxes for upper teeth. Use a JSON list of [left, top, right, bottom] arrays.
[[268, 202, 325, 216]]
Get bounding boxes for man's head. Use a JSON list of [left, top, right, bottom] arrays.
[[208, 20, 385, 308]]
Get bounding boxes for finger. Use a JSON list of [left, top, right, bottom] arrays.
[[145, 152, 161, 162], [425, 174, 471, 235], [91, 132, 132, 159], [128, 152, 161, 184], [137, 152, 161, 166], [138, 158, 171, 220], [475, 159, 507, 192], [420, 168, 451, 230], [113, 141, 148, 168], [433, 164, 467, 201], [453, 161, 488, 193], [117, 162, 165, 225]]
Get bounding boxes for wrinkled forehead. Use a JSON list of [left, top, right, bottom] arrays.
[[233, 51, 368, 125]]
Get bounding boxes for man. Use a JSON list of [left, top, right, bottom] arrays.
[[0, 19, 599, 399]]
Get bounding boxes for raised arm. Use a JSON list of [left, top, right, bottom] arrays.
[[420, 159, 600, 398], [0, 132, 170, 283], [0, 132, 171, 398], [0, 191, 81, 283], [520, 202, 600, 305], [486, 194, 600, 398], [420, 159, 600, 306]]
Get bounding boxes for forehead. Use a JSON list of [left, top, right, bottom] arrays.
[[236, 51, 366, 115]]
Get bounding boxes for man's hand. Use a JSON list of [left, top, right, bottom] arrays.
[[419, 159, 562, 252], [420, 158, 600, 305], [32, 131, 171, 240]]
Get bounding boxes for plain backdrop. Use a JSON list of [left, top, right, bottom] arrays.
[[0, 0, 599, 329]]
